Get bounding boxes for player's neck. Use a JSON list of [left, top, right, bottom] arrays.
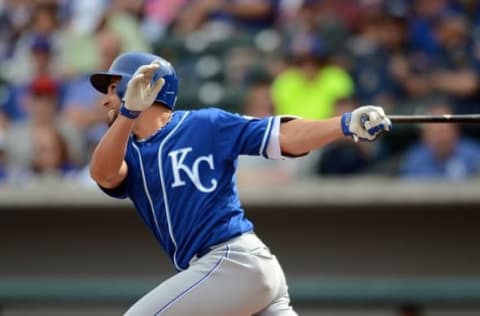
[[133, 105, 173, 140]]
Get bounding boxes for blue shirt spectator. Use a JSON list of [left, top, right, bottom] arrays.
[[400, 104, 480, 180], [400, 138, 480, 179]]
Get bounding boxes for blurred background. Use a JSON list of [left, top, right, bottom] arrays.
[[1, 0, 480, 315]]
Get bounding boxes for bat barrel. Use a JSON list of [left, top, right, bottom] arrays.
[[388, 114, 480, 124]]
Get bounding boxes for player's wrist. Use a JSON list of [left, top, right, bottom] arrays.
[[120, 103, 141, 119], [340, 112, 352, 136]]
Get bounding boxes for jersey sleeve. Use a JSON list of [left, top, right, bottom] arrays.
[[210, 108, 275, 160], [97, 177, 129, 199], [96, 149, 133, 199]]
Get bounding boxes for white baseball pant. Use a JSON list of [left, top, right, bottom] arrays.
[[124, 232, 297, 316]]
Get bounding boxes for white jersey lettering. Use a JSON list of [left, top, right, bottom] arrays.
[[169, 147, 218, 193]]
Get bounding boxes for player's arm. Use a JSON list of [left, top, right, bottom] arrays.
[[90, 116, 133, 188], [280, 116, 343, 156], [279, 105, 391, 156]]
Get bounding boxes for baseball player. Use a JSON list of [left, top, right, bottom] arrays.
[[89, 52, 391, 316]]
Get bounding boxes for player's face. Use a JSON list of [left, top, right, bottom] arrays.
[[104, 77, 122, 126]]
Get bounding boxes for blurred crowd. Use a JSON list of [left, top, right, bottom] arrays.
[[1, 0, 480, 187]]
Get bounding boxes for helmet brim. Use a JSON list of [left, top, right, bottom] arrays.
[[90, 72, 122, 94]]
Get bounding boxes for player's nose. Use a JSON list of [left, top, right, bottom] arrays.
[[102, 96, 111, 109]]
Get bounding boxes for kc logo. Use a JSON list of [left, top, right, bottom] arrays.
[[168, 147, 218, 193]]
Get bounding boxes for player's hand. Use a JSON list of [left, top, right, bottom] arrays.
[[341, 105, 391, 142], [123, 60, 165, 113]]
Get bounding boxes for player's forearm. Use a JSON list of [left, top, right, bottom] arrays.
[[279, 117, 344, 155], [90, 116, 134, 185]]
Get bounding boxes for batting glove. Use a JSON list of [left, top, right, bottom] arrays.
[[341, 105, 392, 142], [121, 60, 165, 118]]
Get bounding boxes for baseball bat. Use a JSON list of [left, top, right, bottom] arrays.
[[388, 114, 480, 124]]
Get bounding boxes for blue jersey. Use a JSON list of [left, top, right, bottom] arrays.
[[101, 108, 277, 270]]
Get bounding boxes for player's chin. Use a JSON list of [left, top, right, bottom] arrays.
[[107, 109, 118, 127]]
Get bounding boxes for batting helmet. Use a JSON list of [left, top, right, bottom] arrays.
[[90, 52, 178, 109]]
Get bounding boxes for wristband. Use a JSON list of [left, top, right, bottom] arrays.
[[120, 104, 141, 119], [340, 112, 352, 136]]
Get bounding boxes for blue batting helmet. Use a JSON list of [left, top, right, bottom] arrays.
[[90, 52, 178, 109]]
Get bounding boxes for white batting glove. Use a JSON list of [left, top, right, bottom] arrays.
[[121, 60, 165, 118], [341, 105, 392, 142]]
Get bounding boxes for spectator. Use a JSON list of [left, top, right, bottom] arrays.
[[394, 12, 480, 115], [277, 0, 355, 78], [0, 129, 8, 184], [399, 103, 480, 180], [2, 34, 64, 123], [4, 75, 85, 173], [60, 0, 150, 75], [61, 27, 122, 155], [30, 124, 75, 178], [349, 9, 408, 110], [454, 0, 480, 27], [2, 2, 64, 84], [65, 0, 109, 36], [280, 0, 356, 35], [0, 0, 33, 60], [242, 72, 274, 117], [408, 0, 453, 55], [141, 0, 188, 42], [0, 75, 11, 131], [173, 0, 280, 36], [58, 0, 109, 76], [103, 0, 151, 53], [271, 32, 354, 119], [431, 14, 480, 115]]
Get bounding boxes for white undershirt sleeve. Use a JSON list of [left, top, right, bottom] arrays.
[[265, 115, 309, 160], [266, 116, 282, 159]]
